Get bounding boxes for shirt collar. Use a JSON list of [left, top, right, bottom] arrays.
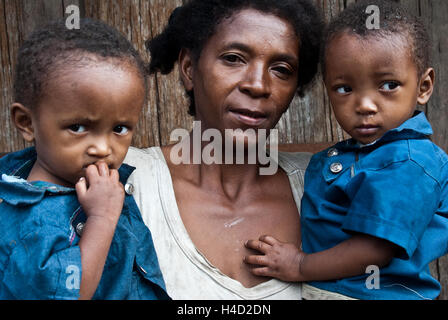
[[0, 147, 135, 206], [336, 111, 433, 151]]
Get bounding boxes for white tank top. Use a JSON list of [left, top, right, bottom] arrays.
[[124, 146, 311, 300]]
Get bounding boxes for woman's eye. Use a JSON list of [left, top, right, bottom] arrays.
[[222, 54, 243, 64], [114, 125, 129, 135], [381, 81, 400, 91], [336, 86, 352, 94], [272, 66, 293, 77], [68, 124, 86, 133]]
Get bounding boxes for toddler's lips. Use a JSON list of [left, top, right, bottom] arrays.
[[354, 125, 380, 136]]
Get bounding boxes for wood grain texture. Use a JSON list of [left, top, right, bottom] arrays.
[[0, 0, 447, 299]]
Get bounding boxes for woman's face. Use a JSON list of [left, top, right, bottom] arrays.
[[180, 8, 300, 136]]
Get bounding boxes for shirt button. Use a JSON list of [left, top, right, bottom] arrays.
[[327, 148, 339, 157], [76, 222, 85, 237], [125, 183, 134, 195], [330, 162, 343, 174]]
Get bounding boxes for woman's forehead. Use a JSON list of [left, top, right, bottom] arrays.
[[219, 8, 296, 38], [205, 8, 299, 55]]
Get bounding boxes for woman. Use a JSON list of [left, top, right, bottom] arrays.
[[125, 0, 323, 299]]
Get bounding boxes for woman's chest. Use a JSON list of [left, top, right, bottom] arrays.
[[176, 188, 301, 288]]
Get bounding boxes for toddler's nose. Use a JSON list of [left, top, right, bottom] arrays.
[[87, 138, 112, 159], [356, 97, 378, 115]]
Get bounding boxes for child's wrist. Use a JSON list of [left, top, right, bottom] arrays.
[[85, 214, 120, 230], [297, 253, 307, 281]]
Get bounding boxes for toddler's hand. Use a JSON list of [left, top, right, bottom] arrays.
[[244, 235, 306, 282], [75, 162, 124, 225]]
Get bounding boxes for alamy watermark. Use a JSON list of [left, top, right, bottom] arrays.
[[65, 5, 80, 30], [66, 265, 80, 290], [170, 121, 279, 175], [365, 264, 380, 290], [366, 5, 380, 30]]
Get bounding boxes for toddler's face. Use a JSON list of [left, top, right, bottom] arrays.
[[29, 61, 145, 187], [324, 32, 431, 144]]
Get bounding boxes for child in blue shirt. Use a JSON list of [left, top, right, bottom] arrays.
[[0, 18, 169, 300], [244, 0, 448, 299]]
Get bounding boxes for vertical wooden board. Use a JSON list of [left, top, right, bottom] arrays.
[[148, 0, 192, 146], [0, 0, 29, 152], [436, 255, 448, 300], [130, 0, 161, 147], [19, 0, 64, 38], [0, 0, 16, 153], [419, 0, 448, 152], [83, 0, 99, 18], [277, 77, 334, 144]]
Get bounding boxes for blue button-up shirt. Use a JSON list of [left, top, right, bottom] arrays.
[[301, 112, 448, 299], [0, 147, 170, 300]]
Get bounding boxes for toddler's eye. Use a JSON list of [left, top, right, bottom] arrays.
[[381, 81, 400, 91], [114, 125, 129, 135], [69, 125, 86, 133], [336, 86, 352, 94]]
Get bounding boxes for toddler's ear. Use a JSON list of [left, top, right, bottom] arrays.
[[10, 103, 35, 142], [417, 68, 435, 106]]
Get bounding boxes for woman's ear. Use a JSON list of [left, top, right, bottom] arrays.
[[10, 103, 35, 142], [417, 68, 435, 105], [179, 48, 194, 91]]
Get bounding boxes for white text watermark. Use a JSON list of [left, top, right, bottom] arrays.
[[170, 121, 279, 175]]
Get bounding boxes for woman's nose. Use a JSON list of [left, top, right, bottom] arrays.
[[239, 63, 271, 98]]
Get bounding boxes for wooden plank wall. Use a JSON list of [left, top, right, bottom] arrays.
[[0, 0, 447, 298]]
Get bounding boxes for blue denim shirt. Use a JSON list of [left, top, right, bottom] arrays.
[[0, 147, 170, 300], [301, 112, 448, 299]]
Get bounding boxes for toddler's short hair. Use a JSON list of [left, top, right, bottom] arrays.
[[321, 0, 431, 77], [14, 18, 146, 109]]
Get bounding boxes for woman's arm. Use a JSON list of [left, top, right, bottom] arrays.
[[244, 234, 397, 282]]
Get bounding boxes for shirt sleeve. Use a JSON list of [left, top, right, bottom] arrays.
[[341, 159, 441, 259], [2, 222, 82, 300]]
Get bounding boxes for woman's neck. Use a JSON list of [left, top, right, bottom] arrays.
[[162, 143, 263, 202], [198, 162, 260, 201]]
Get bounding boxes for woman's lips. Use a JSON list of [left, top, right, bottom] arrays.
[[228, 108, 268, 127]]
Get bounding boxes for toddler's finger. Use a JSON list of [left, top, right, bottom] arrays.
[[97, 161, 109, 176], [245, 239, 271, 254], [259, 235, 279, 246], [109, 168, 120, 182], [85, 163, 100, 179], [250, 266, 273, 278], [75, 177, 87, 197], [243, 254, 268, 267]]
